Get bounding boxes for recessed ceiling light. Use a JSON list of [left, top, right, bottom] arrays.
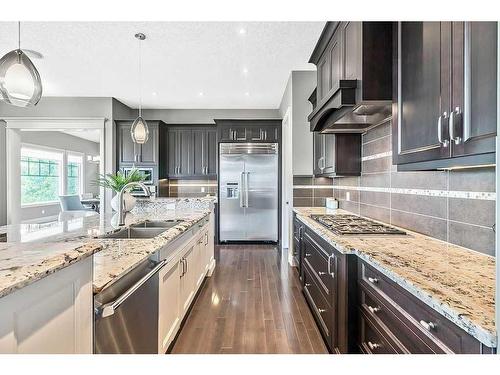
[[239, 28, 246, 35], [245, 92, 250, 96], [152, 92, 157, 96], [198, 91, 204, 96], [242, 67, 249, 74]]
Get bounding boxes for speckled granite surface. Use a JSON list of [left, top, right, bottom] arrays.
[[92, 208, 211, 293], [0, 197, 214, 299], [293, 207, 496, 348]]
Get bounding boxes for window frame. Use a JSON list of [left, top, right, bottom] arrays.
[[20, 144, 88, 208]]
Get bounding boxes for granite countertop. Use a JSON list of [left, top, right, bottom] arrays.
[[293, 207, 496, 348], [0, 197, 215, 299]]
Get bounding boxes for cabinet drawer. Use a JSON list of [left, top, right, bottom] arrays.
[[303, 261, 333, 345], [303, 232, 335, 302], [359, 310, 403, 354], [359, 260, 485, 353], [360, 285, 443, 353]]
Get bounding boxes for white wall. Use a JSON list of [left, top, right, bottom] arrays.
[[0, 97, 116, 223], [279, 71, 316, 176], [19, 131, 100, 222]]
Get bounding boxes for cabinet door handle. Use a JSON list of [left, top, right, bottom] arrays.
[[449, 107, 462, 145], [437, 112, 449, 147], [368, 277, 378, 284], [305, 283, 311, 287], [318, 271, 326, 276], [305, 252, 312, 257], [328, 254, 335, 278], [318, 308, 326, 314], [367, 341, 381, 351], [368, 305, 381, 314], [419, 320, 436, 331]]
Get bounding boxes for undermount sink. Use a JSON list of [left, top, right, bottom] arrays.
[[130, 219, 183, 229], [99, 227, 167, 239]]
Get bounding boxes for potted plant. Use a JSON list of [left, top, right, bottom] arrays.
[[94, 168, 145, 212]]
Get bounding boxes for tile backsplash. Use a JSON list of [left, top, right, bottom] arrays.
[[295, 119, 496, 256], [158, 178, 217, 198]]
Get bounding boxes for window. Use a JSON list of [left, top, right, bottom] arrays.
[[21, 148, 63, 205], [20, 146, 87, 206], [67, 154, 83, 195]]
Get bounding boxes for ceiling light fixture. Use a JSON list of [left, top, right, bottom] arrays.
[[239, 28, 246, 35], [0, 22, 43, 107], [242, 67, 249, 74], [130, 32, 149, 145], [245, 92, 250, 96], [198, 91, 204, 96]]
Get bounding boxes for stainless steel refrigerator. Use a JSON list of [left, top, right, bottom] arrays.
[[219, 143, 279, 242]]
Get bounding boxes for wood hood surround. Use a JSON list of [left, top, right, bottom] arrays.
[[308, 22, 393, 133]]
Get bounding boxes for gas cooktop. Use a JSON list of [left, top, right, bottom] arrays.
[[310, 214, 406, 236]]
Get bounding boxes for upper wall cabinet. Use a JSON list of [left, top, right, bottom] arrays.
[[313, 132, 361, 177], [215, 119, 281, 143], [308, 22, 393, 133], [159, 125, 217, 179], [393, 22, 497, 171], [116, 120, 159, 166]]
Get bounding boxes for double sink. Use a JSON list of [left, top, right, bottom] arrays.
[[100, 220, 183, 239]]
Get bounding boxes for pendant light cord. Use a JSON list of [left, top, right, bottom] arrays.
[[18, 21, 21, 50], [139, 36, 142, 118]]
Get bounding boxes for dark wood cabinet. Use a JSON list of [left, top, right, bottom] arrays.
[[296, 219, 495, 354], [165, 125, 217, 178], [193, 127, 217, 177], [116, 120, 159, 166], [393, 21, 497, 170], [300, 225, 357, 353], [313, 133, 361, 177], [309, 22, 393, 132], [292, 214, 304, 274], [215, 119, 281, 143], [357, 259, 495, 354]]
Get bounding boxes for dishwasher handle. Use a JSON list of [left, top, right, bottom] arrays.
[[98, 259, 167, 318]]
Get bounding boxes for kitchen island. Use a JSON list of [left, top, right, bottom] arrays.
[[293, 207, 496, 353], [0, 197, 216, 354]]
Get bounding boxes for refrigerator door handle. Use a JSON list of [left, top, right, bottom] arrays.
[[245, 172, 250, 207], [240, 172, 245, 208]]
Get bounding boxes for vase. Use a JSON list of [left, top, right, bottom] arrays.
[[111, 192, 137, 212]]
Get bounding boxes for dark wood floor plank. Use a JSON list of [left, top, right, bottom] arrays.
[[170, 245, 328, 354]]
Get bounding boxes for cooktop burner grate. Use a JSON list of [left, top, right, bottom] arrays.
[[310, 214, 406, 236]]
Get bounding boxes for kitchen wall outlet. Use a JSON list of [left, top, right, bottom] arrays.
[[346, 192, 350, 201]]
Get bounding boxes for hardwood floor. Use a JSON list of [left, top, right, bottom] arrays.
[[170, 245, 328, 354]]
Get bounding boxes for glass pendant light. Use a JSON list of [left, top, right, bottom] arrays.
[[130, 33, 149, 144], [0, 22, 43, 107]]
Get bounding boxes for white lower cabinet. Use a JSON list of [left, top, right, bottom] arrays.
[[158, 220, 215, 353], [0, 256, 93, 354], [158, 260, 181, 353]]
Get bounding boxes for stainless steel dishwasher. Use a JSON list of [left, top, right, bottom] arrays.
[[94, 257, 166, 354]]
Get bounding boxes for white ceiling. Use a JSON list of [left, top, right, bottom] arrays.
[[0, 22, 324, 109]]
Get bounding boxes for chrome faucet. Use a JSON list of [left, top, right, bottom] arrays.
[[117, 181, 150, 226]]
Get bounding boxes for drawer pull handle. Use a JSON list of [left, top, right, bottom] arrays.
[[318, 271, 326, 276], [318, 308, 326, 313], [305, 283, 311, 287], [419, 320, 436, 331], [368, 305, 381, 314], [368, 341, 381, 351], [305, 253, 312, 257], [368, 277, 379, 284]]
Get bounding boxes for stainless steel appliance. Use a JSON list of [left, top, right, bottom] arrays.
[[94, 257, 166, 353], [122, 167, 156, 197], [219, 143, 279, 242], [311, 214, 406, 236]]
